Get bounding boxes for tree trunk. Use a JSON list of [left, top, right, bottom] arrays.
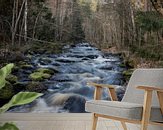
[[24, 0, 28, 43]]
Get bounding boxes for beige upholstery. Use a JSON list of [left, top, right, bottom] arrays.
[[122, 69, 163, 106], [86, 100, 163, 122]]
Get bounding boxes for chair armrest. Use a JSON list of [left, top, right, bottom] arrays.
[[87, 82, 118, 101], [137, 86, 163, 116], [87, 82, 115, 89], [137, 86, 163, 92]]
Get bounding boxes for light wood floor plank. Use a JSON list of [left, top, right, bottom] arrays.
[[0, 113, 140, 130]]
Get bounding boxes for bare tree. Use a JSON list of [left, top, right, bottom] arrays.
[[24, 0, 28, 43], [11, 0, 26, 46]]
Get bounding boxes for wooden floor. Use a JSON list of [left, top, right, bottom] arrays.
[[0, 113, 139, 130]]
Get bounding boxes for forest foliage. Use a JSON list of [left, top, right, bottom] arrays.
[[80, 0, 163, 63], [0, 0, 163, 66]]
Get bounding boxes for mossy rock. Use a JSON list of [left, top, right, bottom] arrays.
[[26, 82, 47, 92], [18, 61, 27, 65], [20, 64, 33, 70], [13, 82, 27, 92], [6, 74, 18, 84], [36, 68, 55, 75], [29, 72, 51, 81], [123, 69, 134, 81], [18, 61, 33, 69], [0, 82, 15, 99]]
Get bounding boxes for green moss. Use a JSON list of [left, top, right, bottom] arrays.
[[6, 74, 18, 84], [119, 63, 126, 68], [0, 82, 15, 99], [20, 64, 33, 69], [123, 69, 134, 76], [36, 68, 54, 75], [17, 61, 26, 65], [17, 61, 33, 69], [29, 72, 51, 81], [123, 69, 134, 81], [46, 43, 64, 54]]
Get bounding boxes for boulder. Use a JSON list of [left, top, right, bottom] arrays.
[[0, 82, 15, 100], [6, 74, 18, 84], [46, 93, 86, 113], [13, 82, 27, 92], [26, 82, 47, 93]]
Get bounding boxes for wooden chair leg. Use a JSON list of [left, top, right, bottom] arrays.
[[141, 90, 152, 130], [121, 121, 127, 130], [157, 91, 163, 115], [141, 121, 149, 129], [92, 113, 98, 130]]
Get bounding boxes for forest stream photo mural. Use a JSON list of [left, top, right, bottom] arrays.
[[0, 0, 163, 130]]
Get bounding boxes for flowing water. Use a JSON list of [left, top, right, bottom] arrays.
[[10, 43, 126, 113]]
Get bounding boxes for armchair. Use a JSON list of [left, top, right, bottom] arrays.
[[85, 69, 163, 130]]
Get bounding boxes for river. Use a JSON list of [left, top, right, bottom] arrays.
[[9, 43, 126, 113]]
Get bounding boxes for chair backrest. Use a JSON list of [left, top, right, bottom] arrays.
[[122, 69, 163, 107]]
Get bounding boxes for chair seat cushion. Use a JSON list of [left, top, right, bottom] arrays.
[[85, 100, 163, 122]]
